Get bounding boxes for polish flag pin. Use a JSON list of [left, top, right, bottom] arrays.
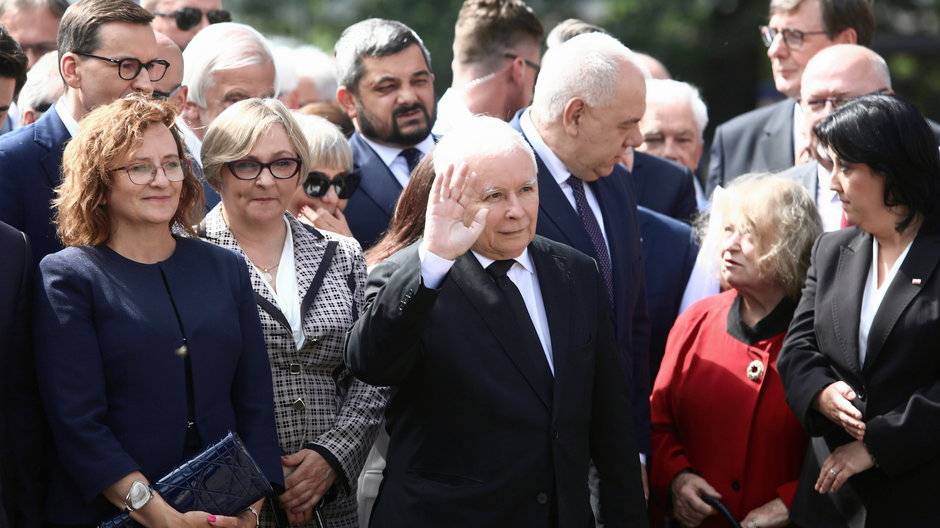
[[912, 278, 923, 285]]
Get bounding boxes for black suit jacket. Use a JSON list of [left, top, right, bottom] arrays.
[[631, 151, 697, 223], [345, 131, 403, 249], [0, 106, 70, 263], [779, 226, 940, 526], [509, 112, 652, 455], [706, 98, 796, 196], [0, 221, 43, 528], [346, 238, 648, 527]]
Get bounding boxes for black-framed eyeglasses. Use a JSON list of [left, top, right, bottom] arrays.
[[154, 7, 232, 31], [114, 159, 189, 185], [504, 53, 540, 75], [226, 158, 302, 180], [74, 52, 169, 82], [154, 84, 184, 100], [802, 88, 890, 113], [303, 171, 361, 199], [759, 25, 828, 50]]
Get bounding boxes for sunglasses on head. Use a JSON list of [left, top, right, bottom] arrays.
[[303, 171, 360, 199], [154, 7, 232, 31]]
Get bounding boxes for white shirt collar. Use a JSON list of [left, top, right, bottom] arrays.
[[54, 97, 79, 138], [519, 108, 573, 188], [359, 133, 435, 168], [472, 247, 535, 276]]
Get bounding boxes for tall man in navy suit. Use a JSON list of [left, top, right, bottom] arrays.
[[706, 0, 873, 195], [509, 32, 652, 503], [334, 18, 437, 249], [0, 0, 159, 262]]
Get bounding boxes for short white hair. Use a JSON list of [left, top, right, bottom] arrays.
[[531, 32, 649, 123], [292, 113, 352, 171], [16, 50, 61, 111], [645, 78, 709, 139], [269, 41, 298, 95], [182, 22, 276, 109], [293, 45, 338, 102], [433, 115, 536, 174]]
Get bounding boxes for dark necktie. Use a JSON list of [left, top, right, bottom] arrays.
[[486, 259, 553, 378], [399, 147, 423, 174], [566, 176, 614, 303]]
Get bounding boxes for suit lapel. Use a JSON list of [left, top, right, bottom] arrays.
[[34, 108, 71, 187], [754, 99, 795, 170], [529, 238, 571, 404], [864, 229, 940, 370], [450, 252, 553, 410], [832, 231, 870, 375], [351, 132, 404, 217]]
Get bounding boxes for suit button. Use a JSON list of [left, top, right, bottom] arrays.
[[536, 492, 548, 504], [551, 430, 559, 440], [731, 480, 740, 491]]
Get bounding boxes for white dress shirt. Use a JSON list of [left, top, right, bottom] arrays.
[[360, 134, 436, 189], [54, 97, 79, 138], [255, 217, 304, 350], [816, 163, 844, 232], [419, 244, 554, 374], [858, 237, 913, 365]]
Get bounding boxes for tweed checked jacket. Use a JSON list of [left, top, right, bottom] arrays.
[[201, 206, 386, 526]]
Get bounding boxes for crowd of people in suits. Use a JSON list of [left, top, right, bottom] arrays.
[[1, 0, 939, 527]]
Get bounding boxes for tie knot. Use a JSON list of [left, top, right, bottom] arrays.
[[486, 259, 516, 279], [566, 175, 584, 192], [400, 147, 423, 173]]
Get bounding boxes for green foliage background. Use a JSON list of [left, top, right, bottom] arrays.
[[228, 0, 940, 140]]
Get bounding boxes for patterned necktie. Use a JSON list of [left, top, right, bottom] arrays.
[[399, 147, 423, 174], [566, 176, 614, 303]]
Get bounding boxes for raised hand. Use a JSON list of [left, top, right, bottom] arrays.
[[421, 163, 487, 260]]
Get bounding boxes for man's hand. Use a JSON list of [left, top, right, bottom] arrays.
[[421, 163, 487, 260]]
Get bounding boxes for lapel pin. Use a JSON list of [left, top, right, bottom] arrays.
[[912, 278, 922, 285]]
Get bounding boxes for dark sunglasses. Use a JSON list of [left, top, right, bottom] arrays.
[[154, 7, 232, 31], [303, 171, 360, 199]]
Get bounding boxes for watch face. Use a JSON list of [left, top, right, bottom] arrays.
[[128, 481, 152, 510]]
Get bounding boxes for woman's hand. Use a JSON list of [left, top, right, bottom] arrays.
[[740, 497, 790, 528], [815, 440, 875, 494], [298, 205, 354, 238], [279, 449, 337, 525], [670, 471, 721, 527], [812, 381, 865, 440]]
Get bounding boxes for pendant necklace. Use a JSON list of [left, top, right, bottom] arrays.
[[258, 262, 279, 283]]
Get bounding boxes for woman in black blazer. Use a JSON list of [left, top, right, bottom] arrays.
[[779, 94, 940, 526]]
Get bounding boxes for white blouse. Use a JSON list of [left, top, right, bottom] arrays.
[[254, 217, 304, 350], [858, 237, 914, 365]]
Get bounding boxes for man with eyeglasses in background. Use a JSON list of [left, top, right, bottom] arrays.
[[432, 0, 543, 136], [705, 0, 873, 196], [143, 0, 229, 50], [776, 44, 940, 231], [0, 0, 161, 262]]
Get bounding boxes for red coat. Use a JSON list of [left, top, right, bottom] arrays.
[[650, 290, 807, 527]]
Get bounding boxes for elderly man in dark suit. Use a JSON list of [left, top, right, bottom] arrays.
[[706, 0, 874, 195], [0, 221, 42, 528], [334, 18, 437, 249], [347, 115, 647, 527], [0, 0, 159, 262], [509, 33, 652, 502]]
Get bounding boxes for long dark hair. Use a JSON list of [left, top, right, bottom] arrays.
[[814, 94, 940, 232], [365, 152, 436, 266]]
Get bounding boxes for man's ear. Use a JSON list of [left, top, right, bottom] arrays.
[[60, 53, 82, 89], [561, 97, 586, 137], [182, 100, 202, 129], [336, 85, 358, 120]]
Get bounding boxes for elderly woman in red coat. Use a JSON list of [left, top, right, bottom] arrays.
[[650, 176, 821, 528]]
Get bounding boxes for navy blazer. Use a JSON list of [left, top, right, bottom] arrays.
[[706, 98, 796, 196], [345, 131, 405, 249], [347, 238, 648, 527], [510, 111, 652, 455], [0, 106, 70, 263], [631, 152, 697, 223], [0, 222, 43, 528], [33, 239, 282, 524], [637, 207, 697, 380]]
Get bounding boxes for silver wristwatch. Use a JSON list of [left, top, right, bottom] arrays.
[[123, 480, 153, 512]]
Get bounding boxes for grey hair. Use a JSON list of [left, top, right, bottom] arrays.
[[292, 113, 353, 171], [433, 114, 535, 174], [0, 0, 68, 18], [545, 18, 607, 49], [182, 22, 277, 109], [531, 32, 648, 123], [293, 45, 337, 102], [334, 18, 431, 95], [269, 41, 298, 95], [17, 50, 61, 110], [645, 78, 709, 139]]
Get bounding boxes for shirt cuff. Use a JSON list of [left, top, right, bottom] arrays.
[[418, 243, 455, 289], [639, 453, 647, 466]]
